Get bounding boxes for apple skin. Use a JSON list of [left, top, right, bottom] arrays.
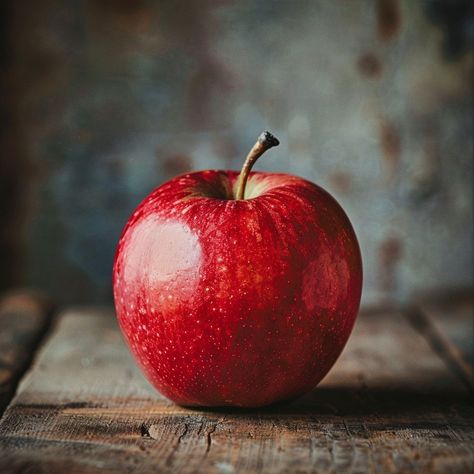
[[113, 170, 362, 408]]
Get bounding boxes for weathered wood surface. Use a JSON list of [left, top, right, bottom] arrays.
[[0, 302, 472, 473], [0, 291, 53, 415]]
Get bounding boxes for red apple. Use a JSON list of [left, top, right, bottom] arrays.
[[113, 132, 362, 408]]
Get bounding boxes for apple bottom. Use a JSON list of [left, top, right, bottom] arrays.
[[118, 307, 356, 408]]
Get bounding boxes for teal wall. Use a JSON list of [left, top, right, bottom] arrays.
[[1, 0, 472, 304]]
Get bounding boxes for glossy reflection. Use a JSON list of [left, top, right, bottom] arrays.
[[122, 217, 202, 304]]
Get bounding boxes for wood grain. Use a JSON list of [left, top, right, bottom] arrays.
[[0, 306, 473, 473], [0, 291, 53, 415]]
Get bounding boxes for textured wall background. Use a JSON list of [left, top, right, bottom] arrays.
[[1, 0, 472, 304]]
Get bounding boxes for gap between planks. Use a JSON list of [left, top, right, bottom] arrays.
[[405, 304, 474, 392], [0, 291, 55, 416]]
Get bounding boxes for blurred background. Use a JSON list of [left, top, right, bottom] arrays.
[[0, 0, 472, 306]]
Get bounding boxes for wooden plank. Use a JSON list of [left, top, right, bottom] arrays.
[[0, 291, 53, 415], [408, 292, 473, 390], [0, 306, 473, 473]]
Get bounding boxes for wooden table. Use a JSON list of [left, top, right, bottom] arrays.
[[0, 292, 472, 473]]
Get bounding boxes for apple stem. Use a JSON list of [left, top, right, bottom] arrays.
[[235, 131, 280, 200]]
